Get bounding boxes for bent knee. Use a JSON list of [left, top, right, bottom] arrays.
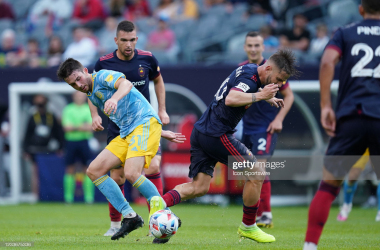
[[194, 185, 209, 197]]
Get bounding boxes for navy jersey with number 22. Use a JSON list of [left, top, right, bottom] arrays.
[[195, 64, 261, 137]]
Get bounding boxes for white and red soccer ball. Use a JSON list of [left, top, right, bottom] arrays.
[[149, 209, 179, 239]]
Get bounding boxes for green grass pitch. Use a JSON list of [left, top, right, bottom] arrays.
[[0, 203, 379, 249]]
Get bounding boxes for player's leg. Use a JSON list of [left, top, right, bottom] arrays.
[[376, 183, 380, 222], [78, 140, 95, 204], [304, 116, 367, 250], [63, 141, 76, 204], [144, 150, 163, 195]]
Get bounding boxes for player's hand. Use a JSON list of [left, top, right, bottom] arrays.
[[265, 97, 284, 108], [267, 119, 283, 134], [104, 98, 118, 115], [91, 115, 104, 131], [321, 106, 336, 137], [261, 84, 279, 100], [158, 110, 170, 125], [161, 130, 186, 143]]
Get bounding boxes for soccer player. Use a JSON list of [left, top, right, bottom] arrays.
[[304, 1, 380, 249], [240, 31, 294, 228], [57, 58, 184, 241], [90, 21, 170, 239], [149, 49, 299, 243]]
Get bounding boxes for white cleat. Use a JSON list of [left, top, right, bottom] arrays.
[[103, 227, 120, 236], [303, 242, 318, 250], [337, 203, 352, 221]]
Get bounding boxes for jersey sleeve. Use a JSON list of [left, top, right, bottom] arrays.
[[98, 70, 126, 89], [280, 80, 289, 91], [94, 59, 103, 72], [325, 28, 343, 56], [230, 66, 259, 94], [148, 54, 161, 80]]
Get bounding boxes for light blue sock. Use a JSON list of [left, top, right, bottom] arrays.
[[132, 175, 160, 202], [343, 180, 358, 204], [93, 175, 134, 216], [377, 184, 380, 211]]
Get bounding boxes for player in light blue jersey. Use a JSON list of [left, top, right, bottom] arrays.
[[57, 58, 185, 241]]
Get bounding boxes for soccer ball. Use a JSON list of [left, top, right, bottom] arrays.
[[149, 209, 179, 239]]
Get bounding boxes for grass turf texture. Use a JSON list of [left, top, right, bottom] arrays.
[[0, 203, 379, 249]]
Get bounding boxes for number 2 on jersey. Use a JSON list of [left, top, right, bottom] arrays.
[[215, 77, 229, 101], [351, 43, 380, 78]]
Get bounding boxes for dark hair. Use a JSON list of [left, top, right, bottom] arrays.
[[117, 20, 135, 35], [246, 31, 260, 38], [268, 49, 300, 77], [57, 58, 84, 80], [362, 0, 380, 14], [28, 38, 39, 45]]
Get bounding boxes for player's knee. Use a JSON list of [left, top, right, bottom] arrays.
[[86, 166, 96, 181], [111, 168, 126, 185], [124, 171, 140, 184]]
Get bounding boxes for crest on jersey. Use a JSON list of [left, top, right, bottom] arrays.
[[139, 66, 145, 78], [105, 74, 113, 83], [95, 91, 104, 100]]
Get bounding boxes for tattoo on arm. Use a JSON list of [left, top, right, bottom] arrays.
[[252, 93, 256, 103]]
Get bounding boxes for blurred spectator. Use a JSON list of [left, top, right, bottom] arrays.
[[23, 94, 64, 198], [62, 92, 94, 204], [247, 0, 273, 16], [98, 17, 118, 55], [124, 0, 151, 21], [108, 0, 125, 17], [135, 25, 147, 50], [309, 23, 329, 55], [0, 29, 24, 67], [203, 0, 226, 9], [23, 38, 45, 68], [28, 0, 72, 36], [146, 15, 176, 51], [259, 25, 279, 52], [279, 13, 310, 51], [62, 26, 97, 67], [47, 35, 64, 67], [153, 0, 177, 19], [172, 0, 199, 21], [0, 0, 15, 20], [72, 0, 107, 31]]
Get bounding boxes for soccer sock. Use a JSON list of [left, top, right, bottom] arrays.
[[93, 175, 134, 217], [162, 190, 181, 207], [83, 175, 94, 204], [63, 174, 75, 203], [257, 178, 271, 217], [132, 175, 160, 202], [146, 172, 163, 195], [343, 180, 358, 205], [108, 184, 124, 222], [242, 200, 260, 226], [305, 181, 340, 245], [377, 184, 380, 211]]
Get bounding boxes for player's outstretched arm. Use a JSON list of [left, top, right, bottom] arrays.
[[88, 99, 104, 131], [161, 130, 186, 144], [320, 48, 340, 137], [104, 78, 133, 115], [225, 84, 279, 107], [153, 75, 170, 125]]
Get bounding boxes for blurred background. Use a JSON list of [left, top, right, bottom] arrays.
[[0, 0, 378, 208]]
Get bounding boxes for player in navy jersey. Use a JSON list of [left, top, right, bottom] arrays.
[[240, 31, 294, 228], [89, 21, 170, 241], [304, 1, 380, 249], [147, 49, 299, 243]]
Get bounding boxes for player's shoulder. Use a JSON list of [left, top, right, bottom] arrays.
[[136, 49, 153, 57], [238, 60, 249, 66], [99, 51, 115, 62]]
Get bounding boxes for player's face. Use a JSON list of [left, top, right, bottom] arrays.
[[263, 65, 289, 88], [244, 36, 264, 64], [64, 68, 92, 93], [115, 30, 138, 59]]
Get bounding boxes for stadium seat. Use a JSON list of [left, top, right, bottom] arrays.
[[0, 19, 13, 31], [244, 15, 268, 32], [10, 0, 37, 20], [328, 0, 361, 28]]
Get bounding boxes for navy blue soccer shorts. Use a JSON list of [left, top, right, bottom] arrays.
[[189, 128, 255, 178], [324, 115, 380, 178], [242, 131, 278, 159], [64, 140, 93, 166]]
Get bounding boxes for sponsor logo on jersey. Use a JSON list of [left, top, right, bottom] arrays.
[[139, 65, 145, 77], [95, 91, 104, 100], [105, 74, 113, 83], [131, 80, 146, 86], [157, 66, 160, 72], [236, 82, 250, 92], [357, 26, 380, 35]]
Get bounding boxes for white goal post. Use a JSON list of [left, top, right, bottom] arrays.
[[1, 80, 338, 205]]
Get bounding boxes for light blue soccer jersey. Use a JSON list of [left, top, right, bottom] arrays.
[[87, 69, 162, 138]]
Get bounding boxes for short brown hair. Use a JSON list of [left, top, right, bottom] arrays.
[[268, 49, 300, 77], [362, 0, 380, 14], [117, 20, 135, 36], [57, 58, 84, 80]]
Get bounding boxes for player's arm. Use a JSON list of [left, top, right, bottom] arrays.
[[161, 130, 186, 144], [88, 99, 104, 131], [225, 83, 279, 107], [104, 78, 133, 115], [153, 74, 170, 125], [320, 48, 340, 137], [267, 86, 294, 134]]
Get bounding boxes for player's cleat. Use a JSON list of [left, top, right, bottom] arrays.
[[103, 227, 120, 236], [337, 203, 352, 221], [237, 224, 275, 243], [151, 212, 182, 244], [111, 214, 144, 240], [376, 211, 380, 222], [256, 215, 274, 228], [149, 196, 166, 222]]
